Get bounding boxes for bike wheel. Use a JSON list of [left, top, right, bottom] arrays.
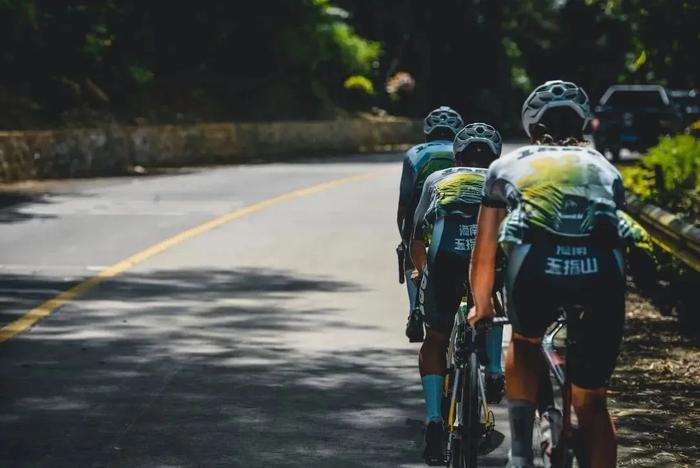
[[458, 352, 479, 467]]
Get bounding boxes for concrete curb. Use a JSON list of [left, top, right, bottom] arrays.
[[0, 119, 421, 182]]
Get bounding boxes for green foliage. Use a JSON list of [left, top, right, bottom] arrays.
[[620, 135, 700, 224], [0, 0, 696, 128], [343, 75, 374, 95], [83, 25, 114, 64], [127, 65, 154, 85], [325, 23, 380, 75]]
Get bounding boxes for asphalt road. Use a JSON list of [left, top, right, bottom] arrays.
[[0, 148, 521, 467]]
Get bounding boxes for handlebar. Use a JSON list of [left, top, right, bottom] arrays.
[[472, 315, 510, 335]]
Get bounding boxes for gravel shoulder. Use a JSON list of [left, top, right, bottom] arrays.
[[612, 288, 699, 467]]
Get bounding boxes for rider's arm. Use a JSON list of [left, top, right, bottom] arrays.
[[469, 206, 507, 325], [469, 161, 508, 326], [397, 156, 415, 237], [410, 239, 428, 273], [409, 174, 435, 274]]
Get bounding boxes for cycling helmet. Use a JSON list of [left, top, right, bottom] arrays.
[[423, 106, 464, 136], [521, 80, 591, 137], [453, 123, 502, 158]]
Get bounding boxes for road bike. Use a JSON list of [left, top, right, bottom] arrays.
[[534, 307, 589, 468], [444, 296, 587, 467], [443, 293, 506, 468]]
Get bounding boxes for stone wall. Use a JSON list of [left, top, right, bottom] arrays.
[[0, 118, 421, 182]]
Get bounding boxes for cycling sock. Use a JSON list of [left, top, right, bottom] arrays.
[[485, 326, 504, 375], [421, 374, 444, 423], [508, 399, 535, 463]]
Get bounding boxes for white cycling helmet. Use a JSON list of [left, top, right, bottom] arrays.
[[453, 123, 502, 158], [521, 80, 591, 137], [423, 106, 464, 136]]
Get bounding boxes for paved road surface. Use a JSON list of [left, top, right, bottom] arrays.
[[0, 148, 520, 467]]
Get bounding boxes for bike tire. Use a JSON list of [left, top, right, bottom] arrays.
[[462, 352, 480, 467], [533, 414, 552, 468]]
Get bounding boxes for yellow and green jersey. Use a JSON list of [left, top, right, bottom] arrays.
[[412, 167, 486, 244], [482, 145, 651, 250]]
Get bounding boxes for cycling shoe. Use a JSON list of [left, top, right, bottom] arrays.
[[485, 374, 505, 404], [422, 421, 446, 465], [405, 310, 425, 343]]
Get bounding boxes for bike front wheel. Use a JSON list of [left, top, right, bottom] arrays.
[[452, 352, 479, 468]]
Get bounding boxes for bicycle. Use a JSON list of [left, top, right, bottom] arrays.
[[444, 297, 587, 467], [443, 292, 506, 468], [534, 307, 589, 468], [486, 306, 585, 468]]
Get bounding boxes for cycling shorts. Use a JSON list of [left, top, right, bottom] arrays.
[[416, 214, 474, 333], [504, 239, 626, 389]]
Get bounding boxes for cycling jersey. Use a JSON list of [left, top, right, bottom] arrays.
[[397, 141, 454, 243], [482, 145, 627, 244], [413, 167, 486, 332], [412, 166, 486, 245], [484, 144, 631, 389]]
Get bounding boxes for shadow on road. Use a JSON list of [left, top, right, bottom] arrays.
[[0, 267, 426, 467], [0, 191, 59, 224]]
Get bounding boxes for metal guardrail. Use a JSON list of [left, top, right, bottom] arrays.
[[625, 193, 700, 271]]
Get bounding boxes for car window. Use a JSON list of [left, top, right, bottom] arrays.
[[604, 90, 665, 107]]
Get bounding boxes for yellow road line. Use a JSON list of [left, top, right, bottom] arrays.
[[0, 170, 386, 343]]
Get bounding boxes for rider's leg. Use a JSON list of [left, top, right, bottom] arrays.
[[484, 325, 505, 403], [565, 246, 624, 468], [484, 325, 503, 376], [405, 251, 417, 315], [406, 268, 418, 314], [419, 328, 449, 422], [571, 386, 616, 468], [505, 333, 544, 465]]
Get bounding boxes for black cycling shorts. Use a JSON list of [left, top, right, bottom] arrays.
[[416, 214, 474, 333], [504, 240, 626, 389]]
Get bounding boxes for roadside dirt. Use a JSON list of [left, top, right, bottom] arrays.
[[611, 288, 699, 467]]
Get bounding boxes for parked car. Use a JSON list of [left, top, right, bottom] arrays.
[[668, 89, 700, 129], [591, 84, 683, 160]]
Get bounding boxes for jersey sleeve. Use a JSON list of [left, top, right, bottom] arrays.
[[612, 175, 625, 210], [412, 174, 435, 241], [481, 160, 508, 208], [617, 210, 654, 253]]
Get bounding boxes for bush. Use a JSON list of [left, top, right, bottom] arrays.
[[620, 134, 700, 225]]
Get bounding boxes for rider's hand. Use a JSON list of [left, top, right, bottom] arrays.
[[410, 269, 421, 285], [468, 304, 495, 328]]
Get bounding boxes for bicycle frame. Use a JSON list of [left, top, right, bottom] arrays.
[[445, 301, 497, 465], [541, 313, 580, 468]]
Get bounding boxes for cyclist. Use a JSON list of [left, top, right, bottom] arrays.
[[469, 80, 647, 468], [396, 106, 464, 336], [410, 123, 503, 465]]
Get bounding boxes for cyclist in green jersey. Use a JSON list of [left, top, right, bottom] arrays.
[[410, 123, 503, 465], [469, 80, 651, 468], [396, 106, 464, 335]]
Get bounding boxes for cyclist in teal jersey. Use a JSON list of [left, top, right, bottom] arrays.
[[469, 80, 652, 468], [397, 106, 464, 329], [409, 123, 503, 465]]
